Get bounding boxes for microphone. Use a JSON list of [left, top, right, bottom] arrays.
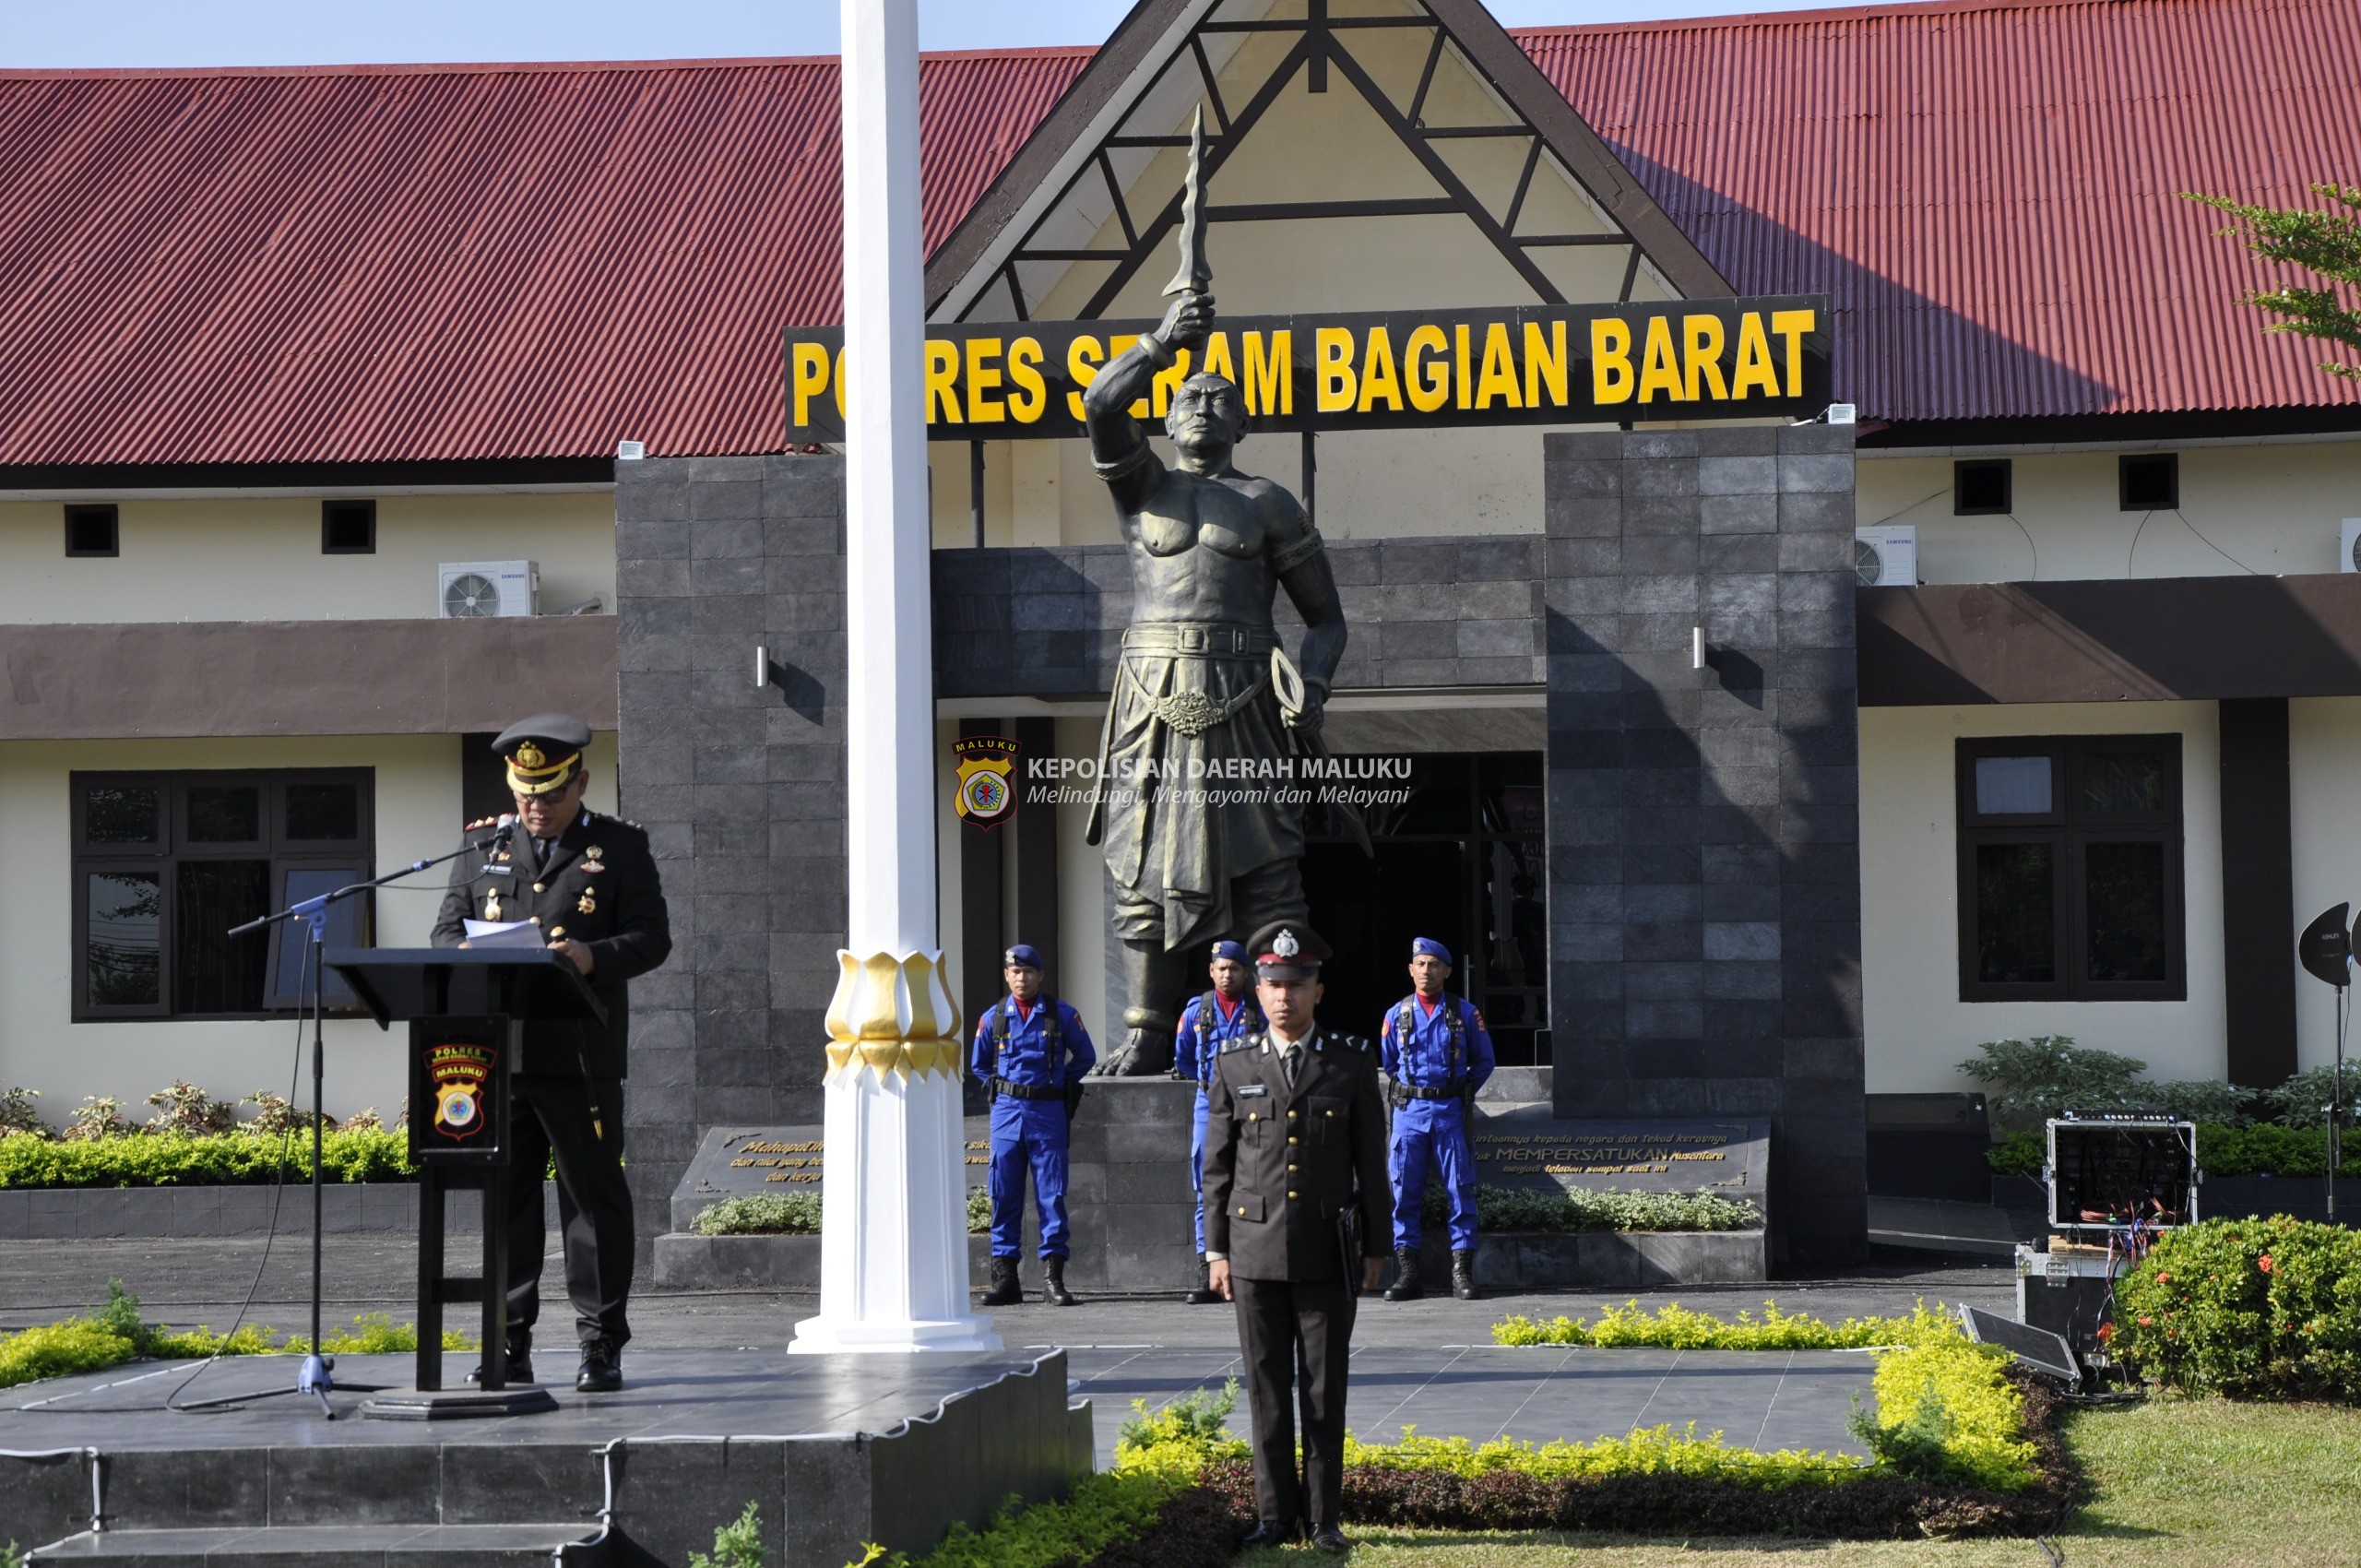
[[476, 814, 517, 851]]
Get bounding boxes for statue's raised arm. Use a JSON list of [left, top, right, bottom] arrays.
[[1085, 292, 1216, 517]]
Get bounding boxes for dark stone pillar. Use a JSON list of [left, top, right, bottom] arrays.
[[1543, 425, 1865, 1265], [1011, 715, 1062, 992], [2220, 696, 2297, 1087], [612, 453, 847, 1242]]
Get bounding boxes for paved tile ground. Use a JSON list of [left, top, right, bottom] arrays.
[[0, 1235, 2010, 1467]]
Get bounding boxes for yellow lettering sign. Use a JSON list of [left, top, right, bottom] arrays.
[[1405, 325, 1450, 413], [1006, 336, 1047, 422], [1591, 318, 1633, 404], [1357, 326, 1403, 413], [925, 339, 961, 423], [1315, 327, 1357, 412], [1524, 320, 1567, 409], [1637, 315, 1683, 403], [965, 338, 1004, 423], [1244, 330, 1291, 416]]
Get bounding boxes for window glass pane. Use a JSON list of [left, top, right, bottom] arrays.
[[285, 782, 361, 842], [85, 785, 161, 845], [1974, 755, 2052, 815], [2083, 752, 2165, 816], [87, 871, 162, 1006], [1479, 839, 1547, 990], [175, 861, 270, 1013], [1975, 842, 2056, 983], [2086, 841, 2169, 983], [271, 867, 365, 1008], [185, 785, 262, 844]]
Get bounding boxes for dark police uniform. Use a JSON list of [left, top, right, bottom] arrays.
[[968, 944, 1096, 1306], [430, 715, 670, 1389], [1200, 922, 1389, 1546], [1379, 937, 1496, 1301]]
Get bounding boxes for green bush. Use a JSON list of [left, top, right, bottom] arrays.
[[1337, 1422, 1853, 1490], [690, 1502, 765, 1568], [0, 1126, 413, 1188], [0, 1320, 135, 1388], [0, 1087, 48, 1137], [689, 1188, 992, 1235], [2262, 1064, 2361, 1130], [1492, 1298, 1961, 1350], [1853, 1340, 2035, 1491], [2112, 1216, 2361, 1399], [1422, 1182, 1757, 1233], [1987, 1130, 2043, 1179], [1955, 1038, 2255, 1131]]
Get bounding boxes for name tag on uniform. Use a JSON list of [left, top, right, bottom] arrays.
[[1236, 1084, 1268, 1098]]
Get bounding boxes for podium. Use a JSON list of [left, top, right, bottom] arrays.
[[326, 947, 607, 1420]]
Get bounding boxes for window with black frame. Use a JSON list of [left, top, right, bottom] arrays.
[[1955, 736, 2182, 1002], [72, 771, 373, 1020]]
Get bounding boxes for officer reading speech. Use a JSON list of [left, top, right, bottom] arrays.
[[431, 714, 670, 1393]]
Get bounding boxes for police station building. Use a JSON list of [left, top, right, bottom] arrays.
[[3, 0, 2359, 1264]]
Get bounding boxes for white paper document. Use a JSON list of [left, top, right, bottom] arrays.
[[462, 919, 545, 949]]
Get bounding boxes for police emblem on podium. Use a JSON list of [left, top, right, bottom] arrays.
[[952, 734, 1020, 831]]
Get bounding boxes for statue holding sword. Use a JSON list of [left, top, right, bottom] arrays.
[[1083, 110, 1358, 1076]]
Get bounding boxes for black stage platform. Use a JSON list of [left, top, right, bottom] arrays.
[[0, 1349, 1087, 1566]]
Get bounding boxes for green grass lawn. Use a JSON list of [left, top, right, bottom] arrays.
[[1239, 1398, 2361, 1565]]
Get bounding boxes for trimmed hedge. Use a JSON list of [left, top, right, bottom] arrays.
[[2112, 1216, 2361, 1399], [692, 1188, 993, 1236], [0, 1128, 413, 1189], [1493, 1298, 1961, 1351], [1988, 1123, 2361, 1180], [1425, 1182, 1757, 1233]]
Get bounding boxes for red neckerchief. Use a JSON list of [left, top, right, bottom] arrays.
[[1214, 992, 1241, 1021], [1014, 996, 1036, 1022], [1418, 993, 1442, 1018]]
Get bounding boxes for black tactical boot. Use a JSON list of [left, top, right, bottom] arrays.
[[1044, 1256, 1078, 1306], [979, 1255, 1023, 1306], [1184, 1253, 1221, 1305], [1382, 1247, 1422, 1302], [1452, 1249, 1480, 1301]]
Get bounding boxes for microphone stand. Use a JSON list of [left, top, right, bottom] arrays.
[[203, 825, 515, 1417]]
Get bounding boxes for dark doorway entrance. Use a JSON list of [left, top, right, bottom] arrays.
[[1303, 752, 1548, 1064]]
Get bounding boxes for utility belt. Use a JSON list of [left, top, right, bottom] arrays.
[[1390, 1082, 1468, 1106], [992, 1077, 1066, 1101], [1121, 623, 1277, 658]]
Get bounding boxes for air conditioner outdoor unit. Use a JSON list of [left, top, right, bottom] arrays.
[[437, 560, 539, 618], [1854, 525, 1918, 587], [2339, 518, 2361, 573]]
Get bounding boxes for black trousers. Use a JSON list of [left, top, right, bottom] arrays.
[[1232, 1276, 1357, 1533], [505, 1074, 634, 1349]]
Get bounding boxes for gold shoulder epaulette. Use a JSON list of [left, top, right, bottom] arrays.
[[466, 815, 497, 829]]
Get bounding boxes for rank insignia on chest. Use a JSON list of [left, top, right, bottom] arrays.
[[483, 891, 503, 921], [583, 846, 606, 873], [576, 889, 597, 915]]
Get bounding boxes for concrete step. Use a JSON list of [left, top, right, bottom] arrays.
[[27, 1523, 606, 1565]]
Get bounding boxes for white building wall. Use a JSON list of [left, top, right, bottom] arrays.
[[1856, 440, 2361, 586], [0, 491, 616, 624], [2288, 696, 2361, 1074], [1858, 701, 2227, 1093], [0, 732, 617, 1119]]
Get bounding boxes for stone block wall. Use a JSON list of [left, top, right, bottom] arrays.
[[1542, 426, 1866, 1264], [612, 453, 848, 1241]]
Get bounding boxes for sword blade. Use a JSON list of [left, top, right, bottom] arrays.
[[1163, 104, 1213, 298]]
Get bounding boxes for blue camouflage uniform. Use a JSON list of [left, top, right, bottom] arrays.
[[1378, 968, 1495, 1253], [1174, 985, 1264, 1253], [970, 990, 1097, 1259]]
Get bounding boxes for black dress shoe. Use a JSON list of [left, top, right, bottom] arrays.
[[466, 1348, 533, 1384], [575, 1339, 623, 1393], [1311, 1525, 1352, 1552], [1240, 1521, 1300, 1550]]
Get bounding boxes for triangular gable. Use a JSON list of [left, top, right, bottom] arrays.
[[924, 0, 1732, 324]]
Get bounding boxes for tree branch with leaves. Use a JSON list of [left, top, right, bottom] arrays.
[[2185, 183, 2361, 381]]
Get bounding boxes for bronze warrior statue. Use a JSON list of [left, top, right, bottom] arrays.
[[1082, 288, 1348, 1075]]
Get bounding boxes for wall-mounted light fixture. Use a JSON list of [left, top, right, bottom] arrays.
[[1691, 626, 1707, 671], [754, 645, 768, 689]]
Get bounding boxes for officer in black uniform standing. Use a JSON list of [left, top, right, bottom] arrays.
[[432, 714, 670, 1394], [1201, 921, 1390, 1552]]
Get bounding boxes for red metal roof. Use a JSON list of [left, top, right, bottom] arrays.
[[0, 51, 1086, 469], [1, 1, 2355, 467], [1521, 0, 2361, 423]]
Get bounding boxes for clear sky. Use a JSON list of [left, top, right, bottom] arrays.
[[6, 0, 1869, 70]]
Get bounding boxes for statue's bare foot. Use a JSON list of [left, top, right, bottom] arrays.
[[1089, 1028, 1178, 1077]]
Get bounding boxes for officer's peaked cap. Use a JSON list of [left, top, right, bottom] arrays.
[[493, 713, 593, 796], [1247, 921, 1331, 980]]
